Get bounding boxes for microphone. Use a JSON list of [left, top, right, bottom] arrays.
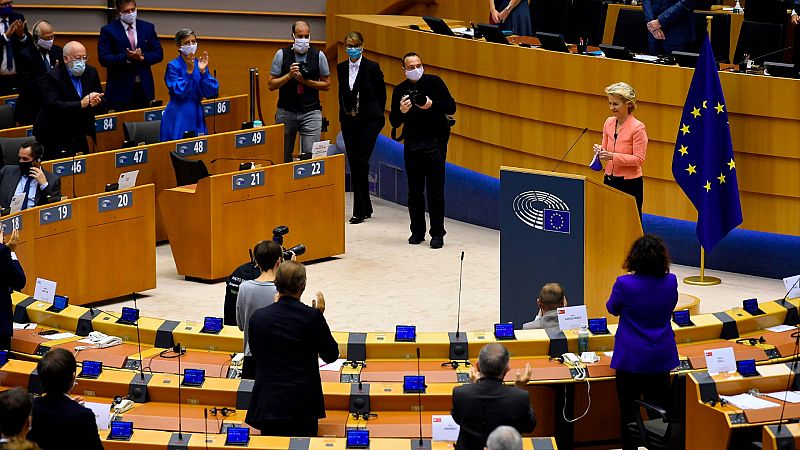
[[777, 325, 800, 433], [552, 127, 589, 172], [456, 251, 464, 339], [175, 342, 185, 441], [209, 157, 274, 166], [416, 347, 424, 450], [132, 293, 145, 381], [750, 45, 794, 64], [781, 277, 800, 305], [212, 69, 218, 134], [204, 407, 209, 450]]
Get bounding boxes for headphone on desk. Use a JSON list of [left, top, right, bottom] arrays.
[[209, 406, 236, 417], [735, 336, 766, 346]]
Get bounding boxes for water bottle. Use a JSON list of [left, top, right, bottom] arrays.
[[253, 120, 263, 127], [577, 324, 589, 354]]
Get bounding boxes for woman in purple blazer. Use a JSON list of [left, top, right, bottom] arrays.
[[606, 234, 678, 450]]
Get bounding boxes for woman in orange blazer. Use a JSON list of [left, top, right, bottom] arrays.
[[593, 82, 647, 218]]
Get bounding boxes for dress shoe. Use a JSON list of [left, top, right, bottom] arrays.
[[408, 234, 425, 245], [430, 236, 444, 249], [349, 216, 367, 224]]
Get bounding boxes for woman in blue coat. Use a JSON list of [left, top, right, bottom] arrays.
[[160, 28, 219, 142]]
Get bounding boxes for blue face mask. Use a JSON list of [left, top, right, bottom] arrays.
[[346, 47, 362, 60], [68, 59, 86, 77]]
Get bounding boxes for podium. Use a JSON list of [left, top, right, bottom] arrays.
[[159, 155, 346, 280], [500, 167, 642, 326]]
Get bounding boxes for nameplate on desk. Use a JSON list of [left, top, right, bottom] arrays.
[[98, 191, 133, 212], [143, 109, 164, 121], [52, 159, 87, 176], [203, 100, 230, 117], [95, 117, 117, 133], [0, 215, 22, 233], [232, 171, 264, 190], [175, 139, 208, 157], [39, 204, 72, 225], [4, 98, 16, 108], [235, 130, 264, 149], [115, 149, 148, 168], [293, 160, 325, 180]]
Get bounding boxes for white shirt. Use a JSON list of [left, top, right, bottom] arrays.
[[0, 16, 23, 75], [348, 57, 361, 90]]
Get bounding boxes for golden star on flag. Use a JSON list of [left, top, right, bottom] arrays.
[[717, 173, 726, 184], [727, 159, 736, 170], [702, 100, 708, 108], [691, 107, 701, 118], [686, 164, 697, 175], [680, 124, 690, 135], [704, 181, 712, 192], [678, 145, 688, 156], [715, 102, 725, 114]]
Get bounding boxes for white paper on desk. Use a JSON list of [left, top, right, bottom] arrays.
[[767, 325, 797, 333], [118, 170, 139, 190], [9, 193, 24, 214], [784, 274, 800, 300], [766, 391, 800, 404], [318, 358, 346, 372], [557, 305, 588, 331], [41, 332, 76, 341], [84, 401, 111, 430], [311, 140, 330, 159], [33, 278, 57, 303], [432, 415, 460, 442], [633, 54, 660, 62], [721, 393, 778, 410], [451, 27, 475, 37], [704, 347, 736, 375], [12, 323, 35, 330]]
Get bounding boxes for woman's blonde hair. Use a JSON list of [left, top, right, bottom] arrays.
[[605, 82, 637, 112]]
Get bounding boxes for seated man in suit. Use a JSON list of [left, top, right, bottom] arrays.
[[98, 0, 163, 111], [0, 140, 61, 210], [33, 40, 105, 160], [27, 348, 104, 450], [14, 20, 63, 125], [522, 283, 567, 331], [0, 387, 35, 446], [451, 343, 536, 450]]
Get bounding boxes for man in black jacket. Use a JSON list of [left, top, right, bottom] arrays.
[[0, 0, 31, 95], [389, 52, 456, 248], [33, 40, 105, 160], [0, 227, 24, 351], [245, 260, 339, 437], [27, 348, 104, 450], [14, 20, 63, 125], [451, 343, 536, 450]]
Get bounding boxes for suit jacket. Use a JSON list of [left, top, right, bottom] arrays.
[[600, 115, 648, 179], [0, 11, 32, 72], [28, 394, 104, 450], [98, 19, 163, 104], [522, 309, 560, 331], [0, 165, 61, 208], [606, 272, 679, 373], [642, 0, 697, 48], [33, 62, 106, 159], [13, 43, 63, 124], [245, 296, 339, 425], [336, 56, 386, 125], [451, 378, 537, 450], [0, 243, 25, 349]]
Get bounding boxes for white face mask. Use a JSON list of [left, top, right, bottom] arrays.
[[293, 37, 310, 54], [405, 66, 424, 82], [37, 38, 54, 50], [180, 43, 197, 56], [120, 10, 136, 25]]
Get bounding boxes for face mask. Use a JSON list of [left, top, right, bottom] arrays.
[[120, 10, 137, 25], [37, 38, 54, 50], [346, 47, 362, 60], [293, 37, 310, 54], [68, 59, 86, 77], [180, 43, 197, 56], [405, 66, 424, 82], [19, 161, 33, 175]]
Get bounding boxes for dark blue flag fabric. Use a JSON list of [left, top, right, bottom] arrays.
[[671, 35, 743, 253]]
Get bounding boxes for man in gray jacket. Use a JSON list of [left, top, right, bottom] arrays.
[[522, 283, 567, 331]]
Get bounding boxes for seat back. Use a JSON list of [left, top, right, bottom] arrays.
[[0, 104, 15, 130], [734, 21, 784, 65], [564, 0, 607, 46], [613, 9, 650, 54], [0, 136, 31, 166], [690, 13, 731, 62], [530, 0, 571, 35], [123, 120, 162, 146], [169, 151, 209, 187], [744, 0, 791, 24]]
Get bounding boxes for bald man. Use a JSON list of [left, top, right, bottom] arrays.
[[14, 20, 63, 125], [33, 40, 105, 160]]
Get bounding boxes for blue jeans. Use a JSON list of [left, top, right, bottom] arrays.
[[275, 108, 322, 163]]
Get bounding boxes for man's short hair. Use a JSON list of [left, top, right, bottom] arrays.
[[292, 20, 310, 35], [115, 0, 136, 10], [274, 260, 306, 296], [20, 139, 44, 161], [0, 387, 32, 437], [253, 240, 282, 272], [486, 426, 522, 450], [538, 283, 565, 310], [37, 348, 77, 396], [31, 20, 52, 40], [478, 343, 509, 379], [401, 52, 420, 68]]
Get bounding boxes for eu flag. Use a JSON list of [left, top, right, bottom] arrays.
[[671, 35, 743, 253]]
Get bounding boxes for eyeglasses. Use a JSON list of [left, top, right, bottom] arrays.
[[68, 55, 89, 62]]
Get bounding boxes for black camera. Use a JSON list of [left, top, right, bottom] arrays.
[[406, 88, 427, 107], [297, 61, 311, 78], [272, 226, 307, 260]]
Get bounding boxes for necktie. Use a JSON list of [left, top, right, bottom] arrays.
[[2, 19, 11, 71], [127, 26, 136, 51], [41, 50, 50, 70], [21, 177, 32, 210]]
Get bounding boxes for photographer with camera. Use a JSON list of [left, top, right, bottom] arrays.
[[268, 20, 330, 163], [389, 52, 455, 249]]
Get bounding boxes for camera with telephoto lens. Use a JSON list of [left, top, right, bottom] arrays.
[[272, 226, 307, 260], [405, 87, 428, 107], [296, 61, 311, 78]]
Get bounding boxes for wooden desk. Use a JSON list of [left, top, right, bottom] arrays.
[[40, 124, 284, 241], [763, 423, 800, 450], [0, 94, 248, 154], [159, 154, 346, 280], [0, 184, 156, 304]]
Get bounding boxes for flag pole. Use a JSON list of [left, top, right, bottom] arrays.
[[684, 246, 721, 285]]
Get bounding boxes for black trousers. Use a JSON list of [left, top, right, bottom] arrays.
[[0, 74, 17, 96], [615, 370, 671, 450], [255, 418, 318, 437], [107, 81, 150, 112], [404, 135, 448, 237], [604, 175, 643, 219], [342, 117, 384, 218]]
